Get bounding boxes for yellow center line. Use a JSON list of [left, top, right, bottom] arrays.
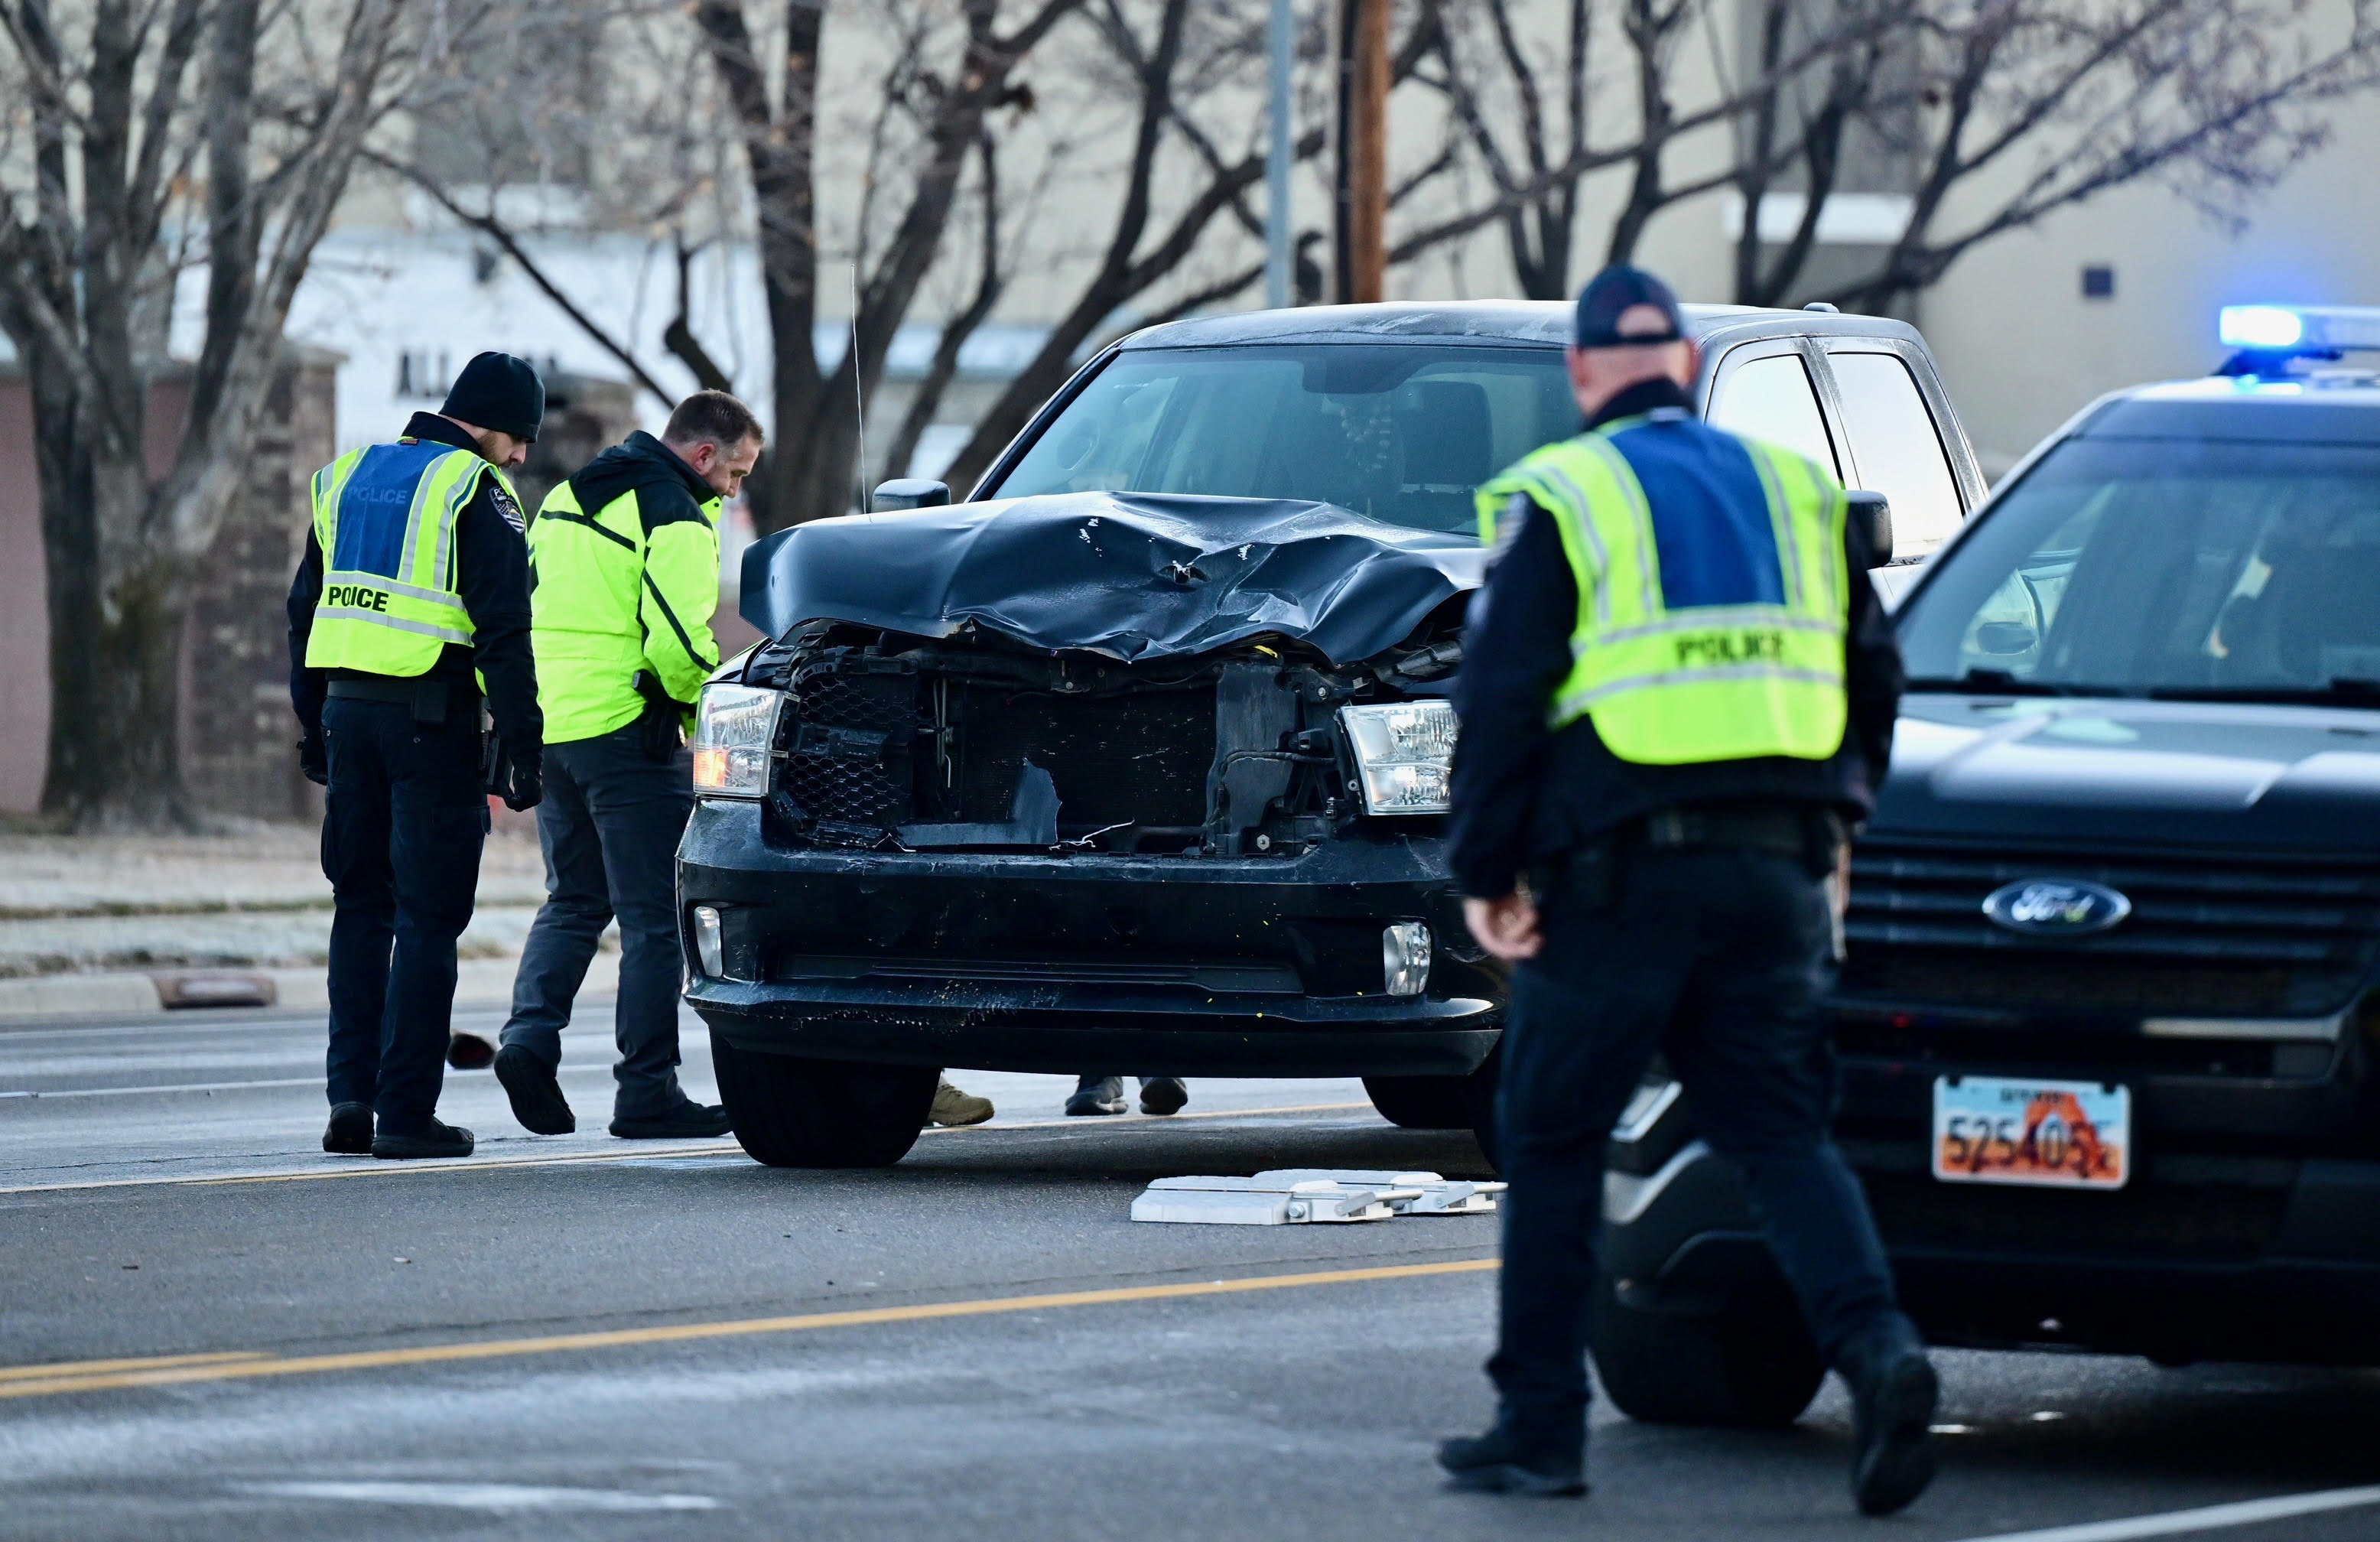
[[0, 1257, 1498, 1403], [0, 1101, 1385, 1197], [0, 1351, 268, 1383]]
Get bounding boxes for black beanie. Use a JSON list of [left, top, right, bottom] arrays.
[[440, 352, 545, 443]]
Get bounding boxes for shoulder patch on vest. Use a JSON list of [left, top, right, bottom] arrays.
[[488, 480, 526, 533]]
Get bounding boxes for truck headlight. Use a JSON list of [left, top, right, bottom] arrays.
[[691, 684, 783, 796], [1338, 701, 1457, 815]]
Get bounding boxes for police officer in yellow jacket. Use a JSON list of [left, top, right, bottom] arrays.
[[288, 352, 546, 1161], [1435, 268, 1936, 1514], [491, 391, 762, 1140]]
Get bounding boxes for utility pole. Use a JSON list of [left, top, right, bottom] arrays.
[[1334, 0, 1390, 304], [1266, 0, 1293, 310]]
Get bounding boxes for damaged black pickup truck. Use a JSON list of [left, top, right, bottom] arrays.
[[678, 301, 1983, 1167]]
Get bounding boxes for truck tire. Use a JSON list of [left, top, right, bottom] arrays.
[[1364, 1045, 1503, 1172], [1588, 1273, 1825, 1428], [711, 1030, 938, 1168], [1363, 1074, 1471, 1130]]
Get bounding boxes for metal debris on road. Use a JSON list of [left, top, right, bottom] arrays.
[[1251, 1169, 1504, 1215], [1130, 1170, 1504, 1225]]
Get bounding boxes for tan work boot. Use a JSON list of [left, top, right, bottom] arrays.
[[929, 1078, 995, 1127]]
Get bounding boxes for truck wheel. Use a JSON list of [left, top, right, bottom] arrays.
[[1364, 1074, 1471, 1130], [711, 1030, 937, 1168], [1588, 1273, 1825, 1428], [1364, 1045, 1503, 1173]]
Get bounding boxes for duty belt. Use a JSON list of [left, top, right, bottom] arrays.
[[327, 675, 464, 724], [1634, 804, 1812, 857]]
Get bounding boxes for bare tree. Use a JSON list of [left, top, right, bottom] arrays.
[[933, 0, 1462, 496], [1406, 0, 1922, 302], [694, 0, 1080, 532], [1412, 0, 2380, 314], [0, 0, 422, 828], [1818, 0, 2380, 312]]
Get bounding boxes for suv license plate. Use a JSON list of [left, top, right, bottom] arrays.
[[1932, 1075, 2130, 1190]]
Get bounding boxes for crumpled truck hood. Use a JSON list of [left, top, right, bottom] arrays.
[[740, 492, 1484, 665]]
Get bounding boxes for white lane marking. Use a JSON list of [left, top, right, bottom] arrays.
[[0, 1101, 1382, 1195], [1951, 1485, 2380, 1542], [1, 1078, 323, 1100], [0, 1062, 662, 1100], [236, 1480, 722, 1512]]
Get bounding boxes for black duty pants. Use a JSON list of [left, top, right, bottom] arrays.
[[500, 724, 695, 1119], [320, 696, 489, 1135], [1490, 842, 1904, 1462]]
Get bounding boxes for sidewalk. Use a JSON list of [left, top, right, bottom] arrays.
[[0, 825, 611, 1019]]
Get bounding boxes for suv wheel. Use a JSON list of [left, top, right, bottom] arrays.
[[711, 1030, 937, 1168], [1588, 1273, 1824, 1428], [1362, 1045, 1502, 1171]]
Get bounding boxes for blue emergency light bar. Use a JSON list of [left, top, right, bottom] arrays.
[[2218, 304, 2380, 353]]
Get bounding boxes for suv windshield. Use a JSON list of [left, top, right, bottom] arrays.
[[1898, 436, 2380, 697], [987, 344, 1576, 533]]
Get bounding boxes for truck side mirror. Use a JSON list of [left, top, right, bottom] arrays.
[[872, 478, 951, 512], [1847, 489, 1894, 567]]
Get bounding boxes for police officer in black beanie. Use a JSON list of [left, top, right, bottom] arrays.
[[288, 351, 548, 1160]]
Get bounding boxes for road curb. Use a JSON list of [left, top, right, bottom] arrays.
[[0, 974, 163, 1018]]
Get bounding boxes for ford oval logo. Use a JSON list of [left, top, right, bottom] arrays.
[[1982, 878, 2132, 936]]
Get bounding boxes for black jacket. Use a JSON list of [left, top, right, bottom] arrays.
[[567, 430, 714, 532], [287, 412, 542, 766], [1446, 378, 1904, 899]]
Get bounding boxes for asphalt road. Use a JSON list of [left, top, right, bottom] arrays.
[[4, 1004, 2378, 1542]]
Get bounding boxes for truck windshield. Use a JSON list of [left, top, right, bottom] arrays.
[[1898, 436, 2380, 698], [987, 344, 1577, 533]]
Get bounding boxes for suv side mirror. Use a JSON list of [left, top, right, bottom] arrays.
[[1847, 489, 1894, 567], [872, 478, 951, 512]]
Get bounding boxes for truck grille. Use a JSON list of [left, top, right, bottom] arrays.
[[953, 682, 1215, 833], [1839, 838, 2380, 1019], [766, 653, 1223, 846], [781, 668, 919, 829]]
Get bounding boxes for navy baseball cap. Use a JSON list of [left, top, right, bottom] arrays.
[[1573, 264, 1686, 349]]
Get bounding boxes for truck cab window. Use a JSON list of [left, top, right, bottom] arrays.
[[1707, 351, 1839, 477], [1829, 351, 1962, 558]]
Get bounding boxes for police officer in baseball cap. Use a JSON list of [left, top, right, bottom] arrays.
[[1435, 267, 1934, 1514], [288, 351, 548, 1160]]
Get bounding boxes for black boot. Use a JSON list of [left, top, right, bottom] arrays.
[[1837, 1314, 1939, 1516], [372, 1120, 476, 1160], [1065, 1075, 1127, 1116], [1435, 1425, 1586, 1498], [494, 1045, 576, 1135], [1138, 1077, 1188, 1115], [323, 1101, 373, 1156]]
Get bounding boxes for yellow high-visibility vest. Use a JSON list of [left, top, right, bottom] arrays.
[[1474, 417, 1849, 765], [305, 441, 509, 675]]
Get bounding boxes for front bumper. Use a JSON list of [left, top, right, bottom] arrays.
[[1603, 1128, 2380, 1367], [678, 798, 1501, 1077]]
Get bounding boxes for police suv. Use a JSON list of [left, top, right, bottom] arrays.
[[1600, 304, 2380, 1427]]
